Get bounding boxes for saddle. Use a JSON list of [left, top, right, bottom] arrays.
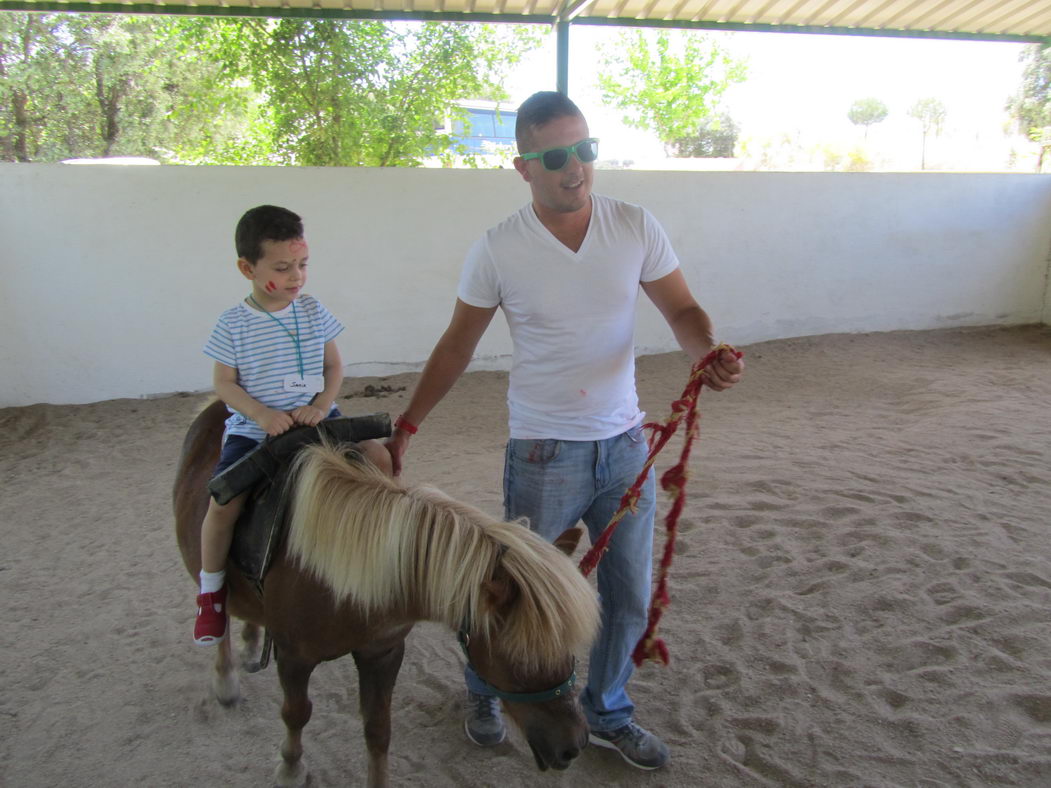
[[208, 413, 391, 595]]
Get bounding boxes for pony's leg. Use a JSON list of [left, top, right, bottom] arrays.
[[212, 630, 240, 706], [240, 621, 264, 673], [352, 642, 406, 788], [273, 648, 315, 788]]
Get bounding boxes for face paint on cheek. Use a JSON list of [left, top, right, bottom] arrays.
[[265, 281, 276, 293]]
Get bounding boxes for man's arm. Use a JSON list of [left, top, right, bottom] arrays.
[[641, 269, 744, 391], [642, 269, 715, 361], [386, 298, 498, 475]]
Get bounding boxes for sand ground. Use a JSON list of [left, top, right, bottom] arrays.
[[3, 326, 1051, 787]]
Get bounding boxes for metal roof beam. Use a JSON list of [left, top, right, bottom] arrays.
[[0, 0, 549, 22], [2, 0, 1048, 44], [572, 14, 1051, 43], [558, 0, 597, 21]]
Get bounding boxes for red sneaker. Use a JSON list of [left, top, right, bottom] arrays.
[[194, 585, 228, 646]]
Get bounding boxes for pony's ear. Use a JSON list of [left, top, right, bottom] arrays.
[[553, 527, 583, 556], [482, 565, 520, 616]]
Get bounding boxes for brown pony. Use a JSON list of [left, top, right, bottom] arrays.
[[173, 400, 600, 787]]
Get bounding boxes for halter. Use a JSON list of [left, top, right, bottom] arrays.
[[457, 627, 577, 704]]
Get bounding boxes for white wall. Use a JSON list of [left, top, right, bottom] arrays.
[[1045, 240, 1051, 326], [3, 164, 1050, 406]]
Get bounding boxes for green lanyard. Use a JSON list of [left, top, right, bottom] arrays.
[[247, 295, 304, 377]]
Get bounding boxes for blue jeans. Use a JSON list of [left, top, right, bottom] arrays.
[[464, 424, 656, 733]]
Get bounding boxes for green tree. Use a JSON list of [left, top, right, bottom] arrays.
[[200, 19, 541, 166], [1007, 43, 1051, 172], [1, 15, 540, 166], [907, 97, 946, 170], [670, 113, 739, 158], [597, 29, 746, 154], [847, 97, 888, 139], [0, 13, 97, 161], [0, 13, 254, 162]]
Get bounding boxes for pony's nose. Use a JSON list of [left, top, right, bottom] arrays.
[[559, 745, 581, 764]]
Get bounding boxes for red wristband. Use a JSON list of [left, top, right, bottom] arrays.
[[394, 414, 418, 435]]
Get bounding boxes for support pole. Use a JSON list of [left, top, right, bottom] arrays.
[[556, 20, 569, 95]]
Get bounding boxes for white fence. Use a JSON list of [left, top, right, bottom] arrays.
[[3, 164, 1050, 406]]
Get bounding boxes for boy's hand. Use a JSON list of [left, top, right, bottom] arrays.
[[290, 404, 326, 427], [257, 408, 295, 436]]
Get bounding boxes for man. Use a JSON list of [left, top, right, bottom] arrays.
[[386, 91, 744, 771]]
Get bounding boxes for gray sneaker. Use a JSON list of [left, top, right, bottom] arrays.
[[589, 721, 669, 770], [464, 691, 506, 746]]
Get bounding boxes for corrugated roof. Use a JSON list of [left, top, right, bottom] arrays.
[[1, 0, 1048, 43]]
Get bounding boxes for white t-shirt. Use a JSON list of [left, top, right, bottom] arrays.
[[458, 193, 680, 440]]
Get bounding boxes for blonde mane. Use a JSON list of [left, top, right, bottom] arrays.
[[285, 442, 599, 673]]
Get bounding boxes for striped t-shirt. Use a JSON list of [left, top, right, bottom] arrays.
[[204, 294, 344, 441]]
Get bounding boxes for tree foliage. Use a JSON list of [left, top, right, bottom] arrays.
[[907, 98, 946, 134], [597, 30, 746, 154], [907, 97, 946, 169], [847, 97, 888, 138], [0, 14, 541, 165], [0, 13, 254, 162], [1007, 43, 1051, 171], [194, 19, 539, 166], [670, 113, 739, 158]]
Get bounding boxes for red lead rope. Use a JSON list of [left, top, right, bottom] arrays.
[[578, 344, 743, 666]]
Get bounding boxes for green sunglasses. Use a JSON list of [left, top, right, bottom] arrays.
[[521, 138, 599, 171]]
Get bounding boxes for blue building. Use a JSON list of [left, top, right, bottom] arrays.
[[446, 101, 517, 156]]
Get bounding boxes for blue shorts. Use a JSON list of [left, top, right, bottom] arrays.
[[212, 407, 343, 478]]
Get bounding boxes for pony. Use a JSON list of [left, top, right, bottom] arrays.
[[173, 400, 600, 787]]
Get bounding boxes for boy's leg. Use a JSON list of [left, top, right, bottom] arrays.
[[201, 493, 246, 573], [195, 433, 258, 646], [195, 492, 245, 646]]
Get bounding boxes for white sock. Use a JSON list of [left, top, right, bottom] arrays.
[[200, 569, 226, 595]]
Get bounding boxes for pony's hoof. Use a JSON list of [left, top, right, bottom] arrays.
[[242, 628, 270, 673], [212, 672, 240, 707], [243, 658, 263, 674], [274, 758, 309, 788]]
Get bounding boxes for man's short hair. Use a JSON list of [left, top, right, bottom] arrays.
[[515, 91, 585, 152], [235, 205, 304, 263]]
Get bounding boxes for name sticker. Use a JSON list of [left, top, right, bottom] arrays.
[[284, 374, 324, 394]]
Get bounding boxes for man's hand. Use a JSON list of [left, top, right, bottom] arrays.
[[702, 348, 745, 391], [290, 404, 326, 427], [256, 407, 295, 436], [385, 430, 411, 477]]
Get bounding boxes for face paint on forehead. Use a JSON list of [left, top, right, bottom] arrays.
[[288, 239, 308, 254]]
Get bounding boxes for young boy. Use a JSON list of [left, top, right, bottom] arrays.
[[194, 204, 391, 645]]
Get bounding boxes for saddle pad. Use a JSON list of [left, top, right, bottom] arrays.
[[215, 413, 391, 592], [208, 413, 391, 505]]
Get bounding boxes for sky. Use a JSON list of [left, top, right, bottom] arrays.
[[504, 27, 1034, 170]]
